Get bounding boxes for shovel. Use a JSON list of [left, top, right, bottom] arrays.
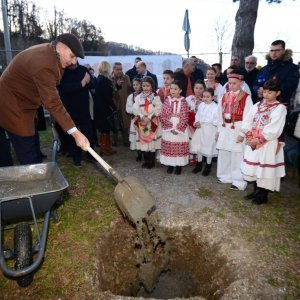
[[87, 147, 156, 224]]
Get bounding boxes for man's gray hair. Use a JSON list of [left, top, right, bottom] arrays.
[[182, 58, 194, 68], [245, 55, 257, 63]]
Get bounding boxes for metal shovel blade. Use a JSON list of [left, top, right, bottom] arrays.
[[114, 176, 156, 224]]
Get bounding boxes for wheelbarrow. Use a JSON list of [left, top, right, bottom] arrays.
[[0, 162, 68, 287]]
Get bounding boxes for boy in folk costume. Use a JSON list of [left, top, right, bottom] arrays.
[[241, 79, 286, 205], [126, 77, 142, 161], [216, 70, 253, 190], [156, 70, 174, 103], [160, 80, 189, 175], [132, 76, 162, 169]]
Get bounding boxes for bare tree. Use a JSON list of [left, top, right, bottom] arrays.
[[214, 17, 233, 64], [46, 7, 65, 40]]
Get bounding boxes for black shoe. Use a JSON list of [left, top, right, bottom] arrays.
[[136, 151, 142, 162], [146, 161, 155, 169], [86, 152, 96, 162], [192, 162, 202, 174], [202, 164, 211, 176], [252, 188, 268, 205], [167, 166, 174, 174], [40, 151, 47, 159], [175, 166, 182, 175], [142, 161, 148, 168], [244, 182, 258, 200], [230, 184, 239, 191]]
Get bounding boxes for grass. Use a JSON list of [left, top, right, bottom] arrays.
[[219, 185, 300, 299], [0, 128, 118, 298], [197, 187, 213, 198]]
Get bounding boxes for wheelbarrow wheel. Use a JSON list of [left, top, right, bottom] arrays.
[[14, 222, 34, 287]]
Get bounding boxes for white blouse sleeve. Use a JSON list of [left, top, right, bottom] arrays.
[[132, 95, 141, 117], [152, 96, 162, 117], [262, 104, 287, 141], [126, 94, 134, 114]]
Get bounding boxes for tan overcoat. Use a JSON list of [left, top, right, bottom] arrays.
[[111, 73, 131, 129]]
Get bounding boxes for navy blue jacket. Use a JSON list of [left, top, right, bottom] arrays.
[[253, 49, 299, 105]]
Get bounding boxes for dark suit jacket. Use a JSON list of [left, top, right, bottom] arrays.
[[140, 71, 158, 90]]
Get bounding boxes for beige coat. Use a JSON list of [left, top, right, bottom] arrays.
[[0, 43, 74, 136], [111, 73, 131, 129]]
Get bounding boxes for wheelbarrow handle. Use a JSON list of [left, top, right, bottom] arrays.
[[87, 147, 123, 183]]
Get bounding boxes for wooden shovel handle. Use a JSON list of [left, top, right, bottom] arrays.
[[87, 147, 123, 183]]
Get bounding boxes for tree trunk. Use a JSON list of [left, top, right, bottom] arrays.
[[231, 0, 259, 65]]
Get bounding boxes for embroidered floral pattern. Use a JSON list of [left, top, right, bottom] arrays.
[[251, 100, 280, 130]]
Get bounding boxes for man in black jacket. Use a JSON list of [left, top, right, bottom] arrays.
[[244, 55, 259, 102], [57, 63, 94, 166], [136, 61, 158, 90], [125, 56, 142, 84], [253, 40, 299, 107]]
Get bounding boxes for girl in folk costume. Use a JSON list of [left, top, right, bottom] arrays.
[[190, 88, 218, 176], [186, 80, 206, 165], [205, 68, 223, 103], [241, 79, 287, 205], [216, 70, 253, 191], [126, 77, 142, 160], [132, 76, 162, 169], [156, 70, 174, 103], [160, 80, 189, 175]]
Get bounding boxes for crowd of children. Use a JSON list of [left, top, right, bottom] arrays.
[[126, 67, 287, 205]]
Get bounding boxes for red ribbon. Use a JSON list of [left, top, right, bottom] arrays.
[[145, 97, 149, 114]]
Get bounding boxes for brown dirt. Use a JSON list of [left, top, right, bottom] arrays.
[[1, 141, 299, 299]]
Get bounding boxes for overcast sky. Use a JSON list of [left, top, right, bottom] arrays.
[[3, 0, 300, 67]]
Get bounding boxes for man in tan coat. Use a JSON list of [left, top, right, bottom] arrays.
[[111, 62, 131, 146], [0, 33, 90, 166]]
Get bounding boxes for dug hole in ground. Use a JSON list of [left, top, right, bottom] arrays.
[[90, 144, 299, 300]]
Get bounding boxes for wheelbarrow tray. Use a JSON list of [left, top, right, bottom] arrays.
[[0, 162, 68, 221]]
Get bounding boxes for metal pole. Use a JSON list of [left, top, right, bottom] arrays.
[[219, 51, 223, 65], [1, 0, 12, 65]]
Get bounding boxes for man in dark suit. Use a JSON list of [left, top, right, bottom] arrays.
[[125, 56, 142, 84], [136, 61, 158, 90]]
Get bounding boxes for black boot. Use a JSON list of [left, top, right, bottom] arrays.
[[244, 182, 258, 200], [146, 152, 155, 169], [142, 152, 148, 168], [192, 161, 202, 174], [136, 150, 142, 162], [202, 163, 212, 176], [167, 166, 174, 174], [252, 187, 269, 205], [175, 166, 182, 175]]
